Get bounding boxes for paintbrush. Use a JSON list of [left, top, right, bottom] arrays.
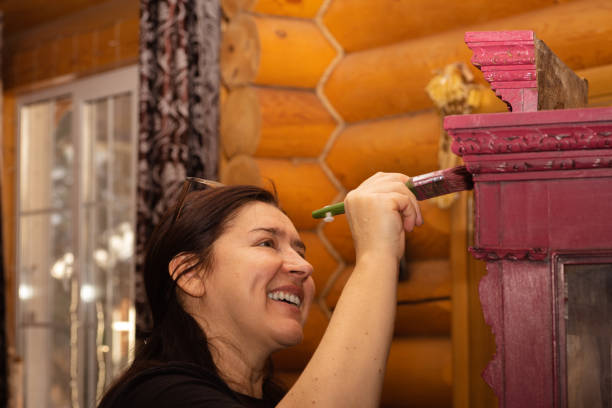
[[312, 165, 474, 220]]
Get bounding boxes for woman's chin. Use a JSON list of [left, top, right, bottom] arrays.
[[271, 325, 304, 349]]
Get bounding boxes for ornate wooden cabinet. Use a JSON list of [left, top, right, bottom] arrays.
[[445, 31, 612, 407]]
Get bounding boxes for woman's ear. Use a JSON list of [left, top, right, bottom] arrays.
[[169, 253, 206, 297]]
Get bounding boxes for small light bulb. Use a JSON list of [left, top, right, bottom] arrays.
[[80, 284, 96, 302], [19, 284, 34, 300]]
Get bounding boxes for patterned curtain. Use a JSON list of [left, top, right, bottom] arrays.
[[137, 0, 220, 338]]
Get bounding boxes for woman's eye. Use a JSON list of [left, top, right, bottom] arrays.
[[257, 240, 275, 248]]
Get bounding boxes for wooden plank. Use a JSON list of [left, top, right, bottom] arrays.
[[117, 16, 140, 63], [2, 0, 112, 37], [96, 23, 119, 69], [4, 0, 139, 90], [55, 35, 76, 78], [4, 0, 138, 49], [76, 30, 96, 73]]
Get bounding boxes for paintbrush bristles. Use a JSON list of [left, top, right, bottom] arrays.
[[409, 165, 474, 201]]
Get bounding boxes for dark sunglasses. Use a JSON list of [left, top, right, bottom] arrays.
[[172, 177, 225, 223]]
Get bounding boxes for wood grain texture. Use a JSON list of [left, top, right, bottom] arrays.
[[221, 14, 336, 88], [324, 0, 612, 122], [220, 86, 335, 159], [4, 0, 139, 90], [222, 0, 324, 19], [581, 63, 612, 105], [466, 31, 588, 112], [322, 0, 574, 53], [325, 112, 440, 190], [382, 338, 453, 408]]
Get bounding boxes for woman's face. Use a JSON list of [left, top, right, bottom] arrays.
[[198, 201, 315, 354]]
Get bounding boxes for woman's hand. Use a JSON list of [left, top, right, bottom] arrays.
[[344, 172, 423, 262]]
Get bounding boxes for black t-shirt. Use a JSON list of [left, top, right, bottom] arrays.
[[98, 362, 277, 408]]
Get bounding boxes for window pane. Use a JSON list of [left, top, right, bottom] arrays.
[[81, 91, 136, 402], [83, 99, 109, 204], [23, 327, 71, 408], [19, 212, 72, 327], [113, 93, 133, 199], [20, 97, 73, 212]]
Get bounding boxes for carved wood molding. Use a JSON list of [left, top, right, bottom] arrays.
[[470, 247, 548, 261], [466, 31, 536, 112], [465, 151, 612, 174], [451, 123, 612, 156], [465, 30, 587, 113], [445, 107, 612, 171]]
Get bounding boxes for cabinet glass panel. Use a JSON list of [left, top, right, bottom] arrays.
[[565, 264, 612, 408]]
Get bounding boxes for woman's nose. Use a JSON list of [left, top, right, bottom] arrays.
[[285, 252, 313, 279]]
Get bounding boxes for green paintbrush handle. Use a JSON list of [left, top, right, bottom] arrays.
[[312, 181, 416, 219], [311, 202, 346, 219]]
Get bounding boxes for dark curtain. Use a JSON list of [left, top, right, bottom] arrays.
[[136, 0, 220, 338]]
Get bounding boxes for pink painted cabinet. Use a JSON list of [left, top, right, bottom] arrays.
[[445, 31, 612, 408]]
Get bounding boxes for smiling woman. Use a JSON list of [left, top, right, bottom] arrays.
[[97, 172, 422, 408]]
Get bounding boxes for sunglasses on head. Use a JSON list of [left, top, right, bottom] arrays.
[[172, 177, 224, 223]]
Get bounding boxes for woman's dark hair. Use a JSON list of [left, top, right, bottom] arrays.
[[98, 184, 285, 406]]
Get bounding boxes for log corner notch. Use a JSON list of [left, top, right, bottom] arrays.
[[465, 30, 588, 112]]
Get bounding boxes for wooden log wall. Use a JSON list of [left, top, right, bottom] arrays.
[[220, 0, 612, 406]]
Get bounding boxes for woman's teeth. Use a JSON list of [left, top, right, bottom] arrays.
[[267, 291, 301, 307]]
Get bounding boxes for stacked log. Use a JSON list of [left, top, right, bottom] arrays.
[[222, 0, 325, 19], [322, 0, 576, 52], [220, 87, 335, 158], [221, 13, 336, 88], [323, 0, 612, 122]]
